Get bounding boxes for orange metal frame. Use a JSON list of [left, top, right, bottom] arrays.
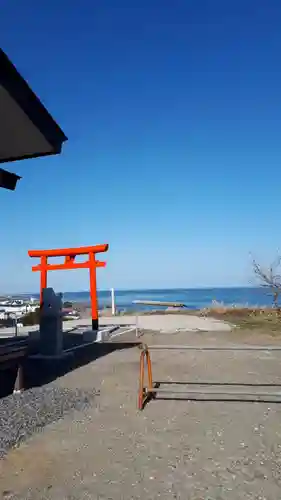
[[138, 344, 154, 410], [138, 343, 281, 410], [28, 244, 108, 330]]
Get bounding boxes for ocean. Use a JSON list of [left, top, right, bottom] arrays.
[[50, 287, 276, 311]]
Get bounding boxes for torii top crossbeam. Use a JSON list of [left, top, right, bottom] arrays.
[[28, 244, 108, 330]]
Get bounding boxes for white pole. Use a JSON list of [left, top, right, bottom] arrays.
[[111, 288, 116, 316]]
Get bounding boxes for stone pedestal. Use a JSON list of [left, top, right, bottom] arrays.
[[82, 329, 98, 342], [28, 329, 40, 342]]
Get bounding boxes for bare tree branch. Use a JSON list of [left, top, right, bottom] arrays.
[[252, 255, 281, 307]]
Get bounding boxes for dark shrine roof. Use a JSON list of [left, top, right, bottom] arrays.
[[0, 48, 67, 190]]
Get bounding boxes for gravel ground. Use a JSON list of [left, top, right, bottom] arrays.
[[0, 387, 97, 459], [1, 329, 281, 499]]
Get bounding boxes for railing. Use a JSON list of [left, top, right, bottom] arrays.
[[0, 338, 29, 394], [0, 339, 28, 368]]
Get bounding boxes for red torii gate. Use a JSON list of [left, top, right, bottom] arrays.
[[28, 244, 108, 330]]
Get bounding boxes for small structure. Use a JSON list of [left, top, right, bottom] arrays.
[[0, 49, 68, 389], [28, 244, 109, 330], [0, 48, 67, 190]]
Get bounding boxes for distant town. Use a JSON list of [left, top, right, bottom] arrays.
[[0, 296, 80, 328]]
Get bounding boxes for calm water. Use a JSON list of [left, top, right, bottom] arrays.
[[50, 287, 276, 311]]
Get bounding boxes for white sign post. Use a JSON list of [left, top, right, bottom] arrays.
[[111, 288, 116, 316]]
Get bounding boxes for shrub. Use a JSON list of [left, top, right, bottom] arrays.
[[63, 301, 73, 308], [22, 307, 41, 326]]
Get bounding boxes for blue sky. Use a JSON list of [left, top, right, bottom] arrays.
[[1, 0, 281, 292]]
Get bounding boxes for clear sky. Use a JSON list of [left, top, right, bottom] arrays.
[[1, 0, 281, 292]]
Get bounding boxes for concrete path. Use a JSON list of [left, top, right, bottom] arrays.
[[101, 314, 232, 333], [0, 314, 231, 338]]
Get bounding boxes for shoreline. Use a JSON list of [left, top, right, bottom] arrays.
[[73, 301, 279, 315]]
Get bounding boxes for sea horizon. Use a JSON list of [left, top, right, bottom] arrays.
[[7, 286, 276, 312], [11, 285, 261, 294]]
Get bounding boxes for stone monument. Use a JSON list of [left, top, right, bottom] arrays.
[[39, 288, 63, 357]]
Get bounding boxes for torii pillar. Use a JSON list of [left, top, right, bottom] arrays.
[[28, 244, 108, 330]]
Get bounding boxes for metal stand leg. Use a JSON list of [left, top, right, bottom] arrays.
[[13, 364, 24, 394], [138, 346, 154, 410], [138, 350, 145, 410]]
